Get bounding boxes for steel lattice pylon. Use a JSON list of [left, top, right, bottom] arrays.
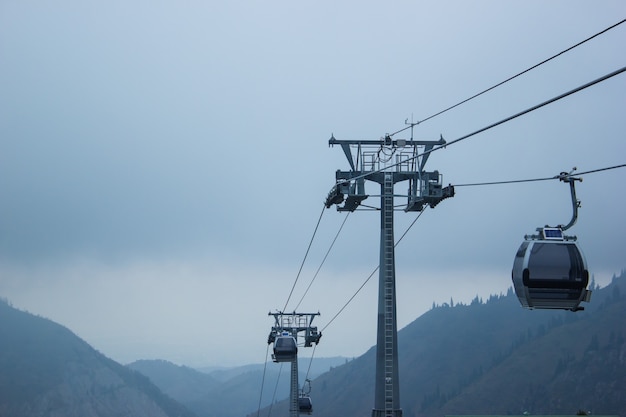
[[267, 312, 321, 417], [326, 135, 453, 417]]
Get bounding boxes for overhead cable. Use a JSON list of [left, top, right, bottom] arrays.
[[453, 163, 626, 187], [440, 66, 626, 151], [388, 18, 626, 137], [255, 344, 271, 417], [454, 176, 554, 187], [282, 204, 326, 312], [336, 65, 626, 188], [294, 212, 350, 311], [266, 363, 284, 417], [321, 208, 428, 332], [576, 163, 626, 176], [304, 344, 317, 383], [321, 266, 378, 333]]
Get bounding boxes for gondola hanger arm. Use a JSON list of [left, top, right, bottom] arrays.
[[557, 168, 582, 232]]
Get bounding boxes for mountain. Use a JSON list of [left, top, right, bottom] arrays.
[[0, 299, 196, 417], [128, 359, 220, 405], [255, 271, 626, 417], [196, 356, 349, 382], [3, 271, 623, 417], [128, 356, 349, 417]]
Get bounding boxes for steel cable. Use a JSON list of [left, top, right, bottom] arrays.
[[282, 204, 326, 312], [388, 18, 626, 137], [293, 212, 350, 311]]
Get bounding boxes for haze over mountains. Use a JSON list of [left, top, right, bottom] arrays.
[[0, 296, 195, 417], [1, 271, 625, 417], [127, 357, 348, 417]]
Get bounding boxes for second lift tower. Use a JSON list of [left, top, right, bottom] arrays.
[[325, 134, 453, 417]]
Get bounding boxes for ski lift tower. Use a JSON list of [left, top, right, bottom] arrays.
[[325, 134, 454, 417], [268, 311, 322, 417]]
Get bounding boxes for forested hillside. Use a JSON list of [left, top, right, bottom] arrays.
[[0, 299, 196, 417], [256, 271, 626, 417]]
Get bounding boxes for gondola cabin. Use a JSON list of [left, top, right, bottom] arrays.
[[512, 227, 591, 311], [298, 395, 313, 414], [272, 333, 297, 362]]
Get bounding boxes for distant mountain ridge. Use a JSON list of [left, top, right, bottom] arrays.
[[127, 356, 349, 417], [2, 271, 624, 417], [0, 299, 196, 417], [195, 356, 349, 382]]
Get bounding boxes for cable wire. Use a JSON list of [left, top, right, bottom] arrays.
[[321, 208, 428, 332], [442, 66, 626, 149], [304, 344, 317, 383], [293, 212, 350, 311], [282, 204, 326, 312], [576, 163, 626, 176], [453, 163, 626, 187], [388, 18, 626, 137], [338, 65, 626, 188], [255, 344, 271, 417], [266, 363, 284, 417], [454, 176, 555, 187], [321, 267, 378, 333]]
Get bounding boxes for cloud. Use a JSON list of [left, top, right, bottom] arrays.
[[1, 0, 625, 366]]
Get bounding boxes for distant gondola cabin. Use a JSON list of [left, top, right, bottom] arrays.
[[298, 395, 313, 414], [272, 334, 297, 362]]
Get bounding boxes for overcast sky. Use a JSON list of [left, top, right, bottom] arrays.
[[1, 1, 625, 368]]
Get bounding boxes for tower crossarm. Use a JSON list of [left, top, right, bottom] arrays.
[[267, 311, 322, 345], [329, 135, 446, 147]]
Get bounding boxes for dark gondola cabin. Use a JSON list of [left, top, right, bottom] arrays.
[[512, 227, 591, 311], [272, 333, 297, 362], [298, 395, 313, 414]]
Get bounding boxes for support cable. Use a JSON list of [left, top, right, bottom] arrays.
[[321, 269, 377, 333], [266, 363, 284, 417], [282, 204, 326, 312], [321, 208, 428, 332], [293, 212, 351, 311], [388, 18, 626, 137], [439, 66, 626, 151], [577, 163, 626, 177], [304, 343, 317, 383], [255, 344, 271, 417], [334, 66, 626, 188], [453, 163, 626, 187], [454, 176, 554, 187]]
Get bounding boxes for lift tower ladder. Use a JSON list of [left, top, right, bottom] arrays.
[[381, 171, 397, 415], [326, 134, 453, 417]]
